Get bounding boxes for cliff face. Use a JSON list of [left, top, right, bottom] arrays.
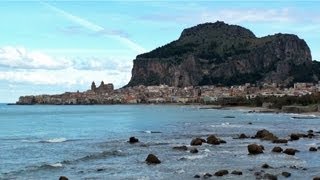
[[126, 21, 317, 87]]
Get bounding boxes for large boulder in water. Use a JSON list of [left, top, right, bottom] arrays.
[[59, 176, 69, 180], [248, 144, 264, 155], [272, 146, 283, 153], [207, 135, 224, 145], [255, 129, 278, 141], [145, 154, 161, 164], [214, 170, 229, 176], [283, 148, 298, 155], [128, 137, 139, 143], [190, 138, 206, 146]]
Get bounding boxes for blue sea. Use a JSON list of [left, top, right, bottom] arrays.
[[1, 104, 320, 179]]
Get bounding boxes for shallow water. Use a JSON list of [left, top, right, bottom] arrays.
[[1, 104, 320, 179]]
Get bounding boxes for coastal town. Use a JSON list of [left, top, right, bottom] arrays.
[[16, 81, 320, 106]]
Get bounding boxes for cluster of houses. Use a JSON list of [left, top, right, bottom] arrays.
[[17, 81, 320, 105]]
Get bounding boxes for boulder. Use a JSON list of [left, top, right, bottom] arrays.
[[129, 137, 139, 143], [262, 163, 271, 169], [272, 139, 288, 144], [283, 148, 298, 155], [290, 134, 300, 140], [173, 146, 188, 151], [231, 170, 242, 175], [309, 147, 317, 151], [203, 173, 212, 178], [248, 144, 264, 155], [59, 177, 69, 180], [255, 129, 278, 141], [282, 172, 291, 178], [272, 146, 283, 153], [263, 173, 278, 180], [219, 139, 227, 144], [239, 133, 248, 139], [190, 148, 199, 154], [191, 138, 205, 146], [145, 154, 161, 164], [214, 170, 229, 176], [314, 177, 320, 180], [207, 135, 220, 145], [194, 174, 200, 178]]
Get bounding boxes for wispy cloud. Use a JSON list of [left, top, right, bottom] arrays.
[[41, 2, 146, 53]]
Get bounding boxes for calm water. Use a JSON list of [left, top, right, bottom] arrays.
[[1, 104, 320, 179]]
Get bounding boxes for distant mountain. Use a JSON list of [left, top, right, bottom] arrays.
[[126, 21, 319, 87]]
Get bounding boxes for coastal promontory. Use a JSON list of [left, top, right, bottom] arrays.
[[126, 21, 318, 87]]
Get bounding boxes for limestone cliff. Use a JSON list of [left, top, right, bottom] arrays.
[[126, 21, 318, 87]]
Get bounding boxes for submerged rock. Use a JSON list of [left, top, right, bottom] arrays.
[[309, 147, 317, 151], [272, 139, 288, 144], [263, 173, 278, 180], [203, 173, 212, 178], [193, 174, 200, 178], [282, 172, 291, 178], [283, 148, 298, 155], [214, 170, 229, 176], [191, 138, 205, 146], [272, 146, 283, 153], [128, 137, 139, 143], [248, 144, 264, 155], [190, 148, 199, 154], [262, 163, 272, 169], [231, 170, 243, 175], [145, 154, 161, 164], [173, 146, 188, 151], [290, 134, 300, 140], [239, 133, 249, 139]]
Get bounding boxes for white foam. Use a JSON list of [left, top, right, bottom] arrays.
[[144, 130, 152, 134], [204, 149, 211, 152], [44, 138, 67, 143], [50, 163, 63, 167], [176, 169, 185, 174], [183, 154, 208, 160]]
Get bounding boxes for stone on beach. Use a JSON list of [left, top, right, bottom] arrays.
[[190, 148, 199, 153], [290, 134, 300, 140], [272, 146, 283, 153], [239, 133, 249, 139], [255, 129, 278, 141], [128, 137, 139, 143], [214, 170, 229, 176], [309, 147, 317, 151], [173, 146, 188, 151], [248, 144, 264, 155], [283, 148, 298, 155], [145, 154, 161, 164], [231, 170, 243, 175], [59, 176, 68, 180], [272, 139, 288, 144], [263, 173, 278, 180], [190, 138, 206, 146], [207, 135, 225, 145]]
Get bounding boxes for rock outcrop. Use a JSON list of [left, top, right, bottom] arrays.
[[126, 21, 317, 87]]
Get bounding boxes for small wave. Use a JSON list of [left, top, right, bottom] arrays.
[[142, 130, 162, 134], [181, 154, 208, 160], [39, 138, 67, 143], [77, 150, 125, 162]]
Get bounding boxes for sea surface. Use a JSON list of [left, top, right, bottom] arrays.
[[1, 104, 320, 179]]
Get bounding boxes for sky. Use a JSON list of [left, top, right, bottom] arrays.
[[0, 0, 320, 103]]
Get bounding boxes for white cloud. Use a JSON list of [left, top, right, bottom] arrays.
[[0, 46, 72, 69], [0, 46, 133, 88]]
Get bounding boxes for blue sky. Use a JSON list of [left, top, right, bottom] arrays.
[[0, 0, 319, 102]]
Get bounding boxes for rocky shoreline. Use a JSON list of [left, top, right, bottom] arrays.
[[57, 128, 320, 180]]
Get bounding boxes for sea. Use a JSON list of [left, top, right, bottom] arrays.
[[0, 104, 320, 179]]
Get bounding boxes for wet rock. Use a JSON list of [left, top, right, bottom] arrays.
[[308, 129, 314, 133], [190, 148, 199, 154], [219, 139, 227, 144], [248, 122, 253, 125], [207, 135, 220, 145], [283, 148, 298, 155], [203, 173, 212, 178], [262, 163, 271, 169], [255, 129, 278, 141], [97, 168, 104, 172], [231, 170, 242, 175], [309, 147, 317, 151], [248, 144, 264, 155], [263, 173, 277, 180], [239, 133, 249, 139], [314, 177, 320, 180], [145, 154, 161, 164], [260, 145, 265, 150], [282, 172, 291, 178], [193, 174, 200, 178], [214, 170, 229, 176], [128, 137, 139, 143], [272, 139, 288, 144], [191, 138, 205, 146], [59, 176, 69, 180], [173, 146, 188, 151], [272, 146, 283, 153], [290, 134, 299, 140]]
